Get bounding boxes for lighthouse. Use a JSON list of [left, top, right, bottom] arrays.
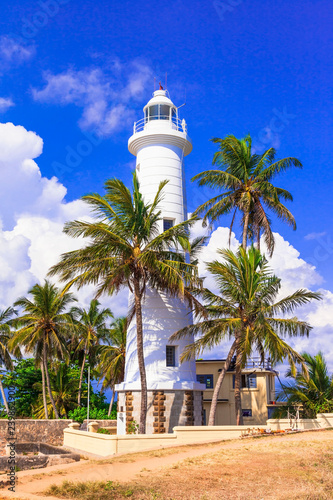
[[116, 88, 204, 434]]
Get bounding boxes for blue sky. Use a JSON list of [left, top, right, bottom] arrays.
[[0, 0, 332, 374]]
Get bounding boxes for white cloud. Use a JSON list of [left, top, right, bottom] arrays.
[[0, 121, 128, 316], [0, 36, 35, 66], [0, 98, 14, 113], [304, 231, 326, 241], [32, 61, 153, 136], [196, 227, 333, 373]]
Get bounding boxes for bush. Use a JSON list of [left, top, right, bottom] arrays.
[[68, 403, 117, 424]]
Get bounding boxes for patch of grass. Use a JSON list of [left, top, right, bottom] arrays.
[[46, 480, 151, 499]]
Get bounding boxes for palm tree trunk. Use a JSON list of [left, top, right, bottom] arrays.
[[0, 377, 9, 413], [208, 340, 237, 426], [40, 359, 49, 419], [234, 343, 243, 426], [256, 226, 260, 252], [43, 344, 60, 419], [242, 211, 250, 250], [78, 349, 86, 406], [108, 387, 115, 417], [133, 276, 147, 434]]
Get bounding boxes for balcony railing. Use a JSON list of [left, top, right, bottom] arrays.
[[227, 357, 273, 372], [133, 116, 187, 134]]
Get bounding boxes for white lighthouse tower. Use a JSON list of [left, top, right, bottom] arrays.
[[116, 88, 204, 434]]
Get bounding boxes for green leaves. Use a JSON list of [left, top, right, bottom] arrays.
[[173, 246, 321, 373], [192, 134, 302, 256]]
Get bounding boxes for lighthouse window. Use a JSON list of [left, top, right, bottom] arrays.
[[149, 105, 159, 120], [163, 219, 174, 231], [160, 105, 170, 120], [166, 346, 176, 367], [172, 108, 177, 119]]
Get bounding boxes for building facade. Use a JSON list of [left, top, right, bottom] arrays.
[[196, 358, 279, 425]]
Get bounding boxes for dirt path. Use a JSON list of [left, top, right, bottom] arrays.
[[0, 440, 228, 499], [2, 430, 332, 500]]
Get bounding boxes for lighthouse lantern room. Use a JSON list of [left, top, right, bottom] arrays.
[[116, 88, 205, 435]]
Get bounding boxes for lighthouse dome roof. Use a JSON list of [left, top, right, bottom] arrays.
[[143, 90, 175, 110]]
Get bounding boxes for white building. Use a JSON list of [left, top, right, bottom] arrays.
[[116, 88, 204, 434]]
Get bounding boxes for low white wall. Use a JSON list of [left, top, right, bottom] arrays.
[[64, 425, 266, 457], [268, 412, 333, 431], [64, 413, 333, 457]]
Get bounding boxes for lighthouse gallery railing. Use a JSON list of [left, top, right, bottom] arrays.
[[133, 116, 188, 134]]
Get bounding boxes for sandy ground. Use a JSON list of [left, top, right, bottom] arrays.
[[1, 430, 333, 500], [0, 441, 226, 499]]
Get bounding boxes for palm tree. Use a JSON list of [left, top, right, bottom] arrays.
[[97, 316, 127, 416], [9, 281, 76, 419], [49, 174, 201, 433], [0, 308, 19, 412], [192, 135, 302, 256], [70, 299, 113, 406], [33, 363, 81, 418], [172, 246, 321, 425], [278, 352, 333, 418]]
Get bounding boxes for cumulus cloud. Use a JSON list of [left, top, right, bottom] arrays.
[[0, 98, 14, 113], [0, 36, 35, 66], [32, 60, 153, 136], [196, 227, 333, 373], [0, 121, 128, 316]]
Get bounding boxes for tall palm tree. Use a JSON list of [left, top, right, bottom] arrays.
[[0, 308, 19, 412], [192, 135, 302, 256], [71, 299, 113, 406], [49, 174, 201, 433], [278, 352, 333, 418], [172, 247, 321, 425], [33, 363, 81, 419], [97, 316, 127, 416], [9, 281, 76, 419]]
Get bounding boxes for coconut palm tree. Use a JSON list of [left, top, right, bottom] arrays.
[[9, 281, 76, 419], [70, 299, 113, 406], [171, 246, 321, 425], [278, 352, 333, 418], [0, 308, 19, 412], [33, 363, 81, 418], [192, 135, 302, 256], [97, 316, 127, 416], [49, 174, 201, 433]]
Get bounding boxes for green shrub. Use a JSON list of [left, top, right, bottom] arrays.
[[68, 404, 117, 424]]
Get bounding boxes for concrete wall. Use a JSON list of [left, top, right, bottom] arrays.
[[82, 420, 117, 428], [64, 413, 333, 458], [0, 419, 72, 446], [268, 413, 333, 430], [64, 425, 266, 457]]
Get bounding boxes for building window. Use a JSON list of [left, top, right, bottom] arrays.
[[197, 374, 214, 389], [267, 407, 277, 419], [233, 373, 257, 389], [242, 409, 252, 417], [163, 219, 174, 231], [166, 345, 176, 367], [203, 409, 206, 426]]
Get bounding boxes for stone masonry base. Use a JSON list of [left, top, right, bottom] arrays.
[[117, 390, 203, 434]]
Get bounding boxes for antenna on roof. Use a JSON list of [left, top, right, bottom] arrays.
[[177, 88, 187, 109], [165, 72, 167, 90], [154, 77, 156, 91]]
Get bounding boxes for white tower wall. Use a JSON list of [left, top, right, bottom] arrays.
[[116, 90, 204, 433]]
